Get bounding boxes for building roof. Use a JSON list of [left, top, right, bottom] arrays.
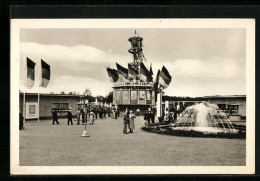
[[19, 92, 80, 97], [203, 95, 246, 99]]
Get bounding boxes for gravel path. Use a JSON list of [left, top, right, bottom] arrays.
[[20, 115, 246, 166]]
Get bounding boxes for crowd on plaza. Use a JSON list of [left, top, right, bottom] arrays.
[[19, 104, 181, 132], [51, 105, 121, 125]]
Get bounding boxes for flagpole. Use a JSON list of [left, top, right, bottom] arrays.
[[38, 59, 40, 122], [23, 56, 26, 122]]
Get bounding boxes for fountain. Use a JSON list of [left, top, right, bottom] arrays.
[[142, 102, 246, 138], [172, 102, 237, 134]]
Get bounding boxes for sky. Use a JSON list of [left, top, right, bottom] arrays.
[[19, 28, 246, 97]]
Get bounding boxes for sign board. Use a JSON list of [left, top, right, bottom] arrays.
[[130, 90, 137, 104], [25, 102, 39, 119], [122, 90, 129, 104], [116, 90, 121, 104], [139, 90, 146, 104], [146, 90, 151, 104]]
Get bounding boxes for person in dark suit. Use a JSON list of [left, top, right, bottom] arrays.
[[52, 110, 59, 125], [150, 109, 155, 123], [19, 110, 24, 130], [67, 108, 73, 125]]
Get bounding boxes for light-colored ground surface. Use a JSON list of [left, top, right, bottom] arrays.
[[20, 116, 246, 166]]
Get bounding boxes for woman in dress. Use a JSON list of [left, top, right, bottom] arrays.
[[129, 110, 136, 133], [89, 109, 95, 125], [123, 110, 130, 134]]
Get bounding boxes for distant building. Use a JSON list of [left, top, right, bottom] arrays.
[[19, 93, 80, 119], [162, 95, 246, 121]]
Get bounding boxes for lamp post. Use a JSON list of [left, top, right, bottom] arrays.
[[81, 95, 89, 137]]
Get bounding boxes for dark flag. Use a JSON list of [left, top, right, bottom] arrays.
[[154, 69, 160, 102], [26, 57, 36, 88], [159, 66, 172, 89], [128, 64, 138, 79], [140, 62, 150, 82], [116, 63, 128, 79], [106, 68, 119, 82], [40, 59, 50, 88], [149, 63, 153, 82]]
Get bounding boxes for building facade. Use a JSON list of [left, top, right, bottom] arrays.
[[19, 93, 80, 119]]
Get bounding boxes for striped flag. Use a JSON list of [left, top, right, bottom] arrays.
[[159, 66, 172, 89], [154, 69, 160, 102], [106, 68, 119, 82], [140, 62, 150, 82], [116, 63, 128, 79], [128, 64, 138, 80], [40, 59, 50, 88], [26, 57, 36, 88]]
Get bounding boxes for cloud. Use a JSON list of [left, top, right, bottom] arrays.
[[20, 42, 128, 66], [20, 42, 246, 97]]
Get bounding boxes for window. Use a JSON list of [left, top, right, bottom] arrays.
[[228, 105, 239, 115], [52, 103, 60, 109], [218, 104, 227, 110], [61, 103, 69, 110], [52, 103, 69, 110]]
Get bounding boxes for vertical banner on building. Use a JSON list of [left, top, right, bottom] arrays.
[[165, 101, 169, 115], [130, 90, 137, 104], [122, 90, 129, 104], [146, 90, 152, 104], [152, 91, 155, 105], [113, 90, 116, 105], [139, 90, 146, 104], [116, 90, 121, 104]]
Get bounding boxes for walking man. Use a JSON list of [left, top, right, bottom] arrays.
[[67, 108, 73, 125], [52, 110, 59, 125]]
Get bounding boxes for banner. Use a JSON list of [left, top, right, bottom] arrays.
[[116, 91, 121, 104], [139, 90, 146, 104], [106, 68, 119, 82], [130, 90, 137, 104], [26, 57, 36, 88], [40, 59, 51, 88], [122, 90, 129, 104], [146, 90, 151, 104]]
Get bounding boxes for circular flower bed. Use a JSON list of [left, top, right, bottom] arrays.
[[142, 124, 246, 139]]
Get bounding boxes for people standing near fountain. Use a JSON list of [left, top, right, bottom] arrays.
[[123, 110, 130, 134], [129, 110, 136, 133], [136, 108, 140, 117]]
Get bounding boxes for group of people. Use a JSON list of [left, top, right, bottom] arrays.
[[123, 109, 136, 134], [52, 105, 119, 126], [143, 108, 156, 124]]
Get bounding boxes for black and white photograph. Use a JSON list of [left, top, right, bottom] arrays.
[[10, 19, 255, 174]]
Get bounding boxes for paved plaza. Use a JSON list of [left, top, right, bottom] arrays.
[[20, 115, 246, 166]]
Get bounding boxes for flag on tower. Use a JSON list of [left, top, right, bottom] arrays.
[[40, 59, 50, 88], [159, 66, 172, 89], [116, 63, 128, 79], [26, 57, 36, 88], [128, 64, 138, 79], [106, 68, 119, 82], [139, 62, 150, 82], [148, 63, 153, 82]]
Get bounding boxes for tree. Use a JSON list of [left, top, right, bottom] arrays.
[[80, 88, 92, 105], [105, 91, 113, 103], [61, 91, 65, 95]]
